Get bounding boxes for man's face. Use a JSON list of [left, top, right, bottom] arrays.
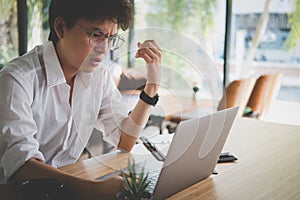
[[59, 19, 118, 72]]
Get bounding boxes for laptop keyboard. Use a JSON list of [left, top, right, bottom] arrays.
[[95, 166, 162, 194], [146, 169, 161, 193]]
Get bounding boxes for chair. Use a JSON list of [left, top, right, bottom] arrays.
[[244, 73, 282, 119], [117, 68, 147, 94], [165, 77, 256, 127], [217, 77, 257, 116]]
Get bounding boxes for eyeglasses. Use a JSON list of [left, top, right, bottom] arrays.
[[75, 23, 125, 50]]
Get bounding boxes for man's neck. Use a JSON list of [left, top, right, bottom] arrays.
[[63, 69, 77, 86], [55, 43, 79, 86]]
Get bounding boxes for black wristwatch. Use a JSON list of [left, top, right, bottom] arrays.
[[139, 90, 159, 106]]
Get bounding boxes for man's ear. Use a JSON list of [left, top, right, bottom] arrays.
[[54, 17, 65, 39]]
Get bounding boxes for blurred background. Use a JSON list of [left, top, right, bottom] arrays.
[[1, 0, 299, 102], [2, 0, 299, 157]]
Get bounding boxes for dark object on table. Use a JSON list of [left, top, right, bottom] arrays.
[[218, 152, 238, 163], [21, 178, 64, 200]]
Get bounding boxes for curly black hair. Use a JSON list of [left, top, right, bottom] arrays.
[[48, 0, 134, 44]]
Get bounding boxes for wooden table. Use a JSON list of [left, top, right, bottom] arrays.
[[61, 117, 300, 199]]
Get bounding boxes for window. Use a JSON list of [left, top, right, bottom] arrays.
[[229, 0, 300, 102], [4, 0, 299, 103], [116, 0, 226, 103], [0, 0, 18, 67], [27, 0, 50, 50], [0, 0, 49, 67]]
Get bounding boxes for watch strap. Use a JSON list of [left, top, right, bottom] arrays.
[[139, 90, 159, 106]]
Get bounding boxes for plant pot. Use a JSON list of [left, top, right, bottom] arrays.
[[117, 191, 152, 200]]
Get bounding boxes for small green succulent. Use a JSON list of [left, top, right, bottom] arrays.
[[118, 158, 152, 200]]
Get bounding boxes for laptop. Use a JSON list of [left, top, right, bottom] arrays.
[[98, 107, 238, 199]]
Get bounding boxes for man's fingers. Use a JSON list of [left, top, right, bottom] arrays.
[[135, 40, 162, 63], [136, 48, 159, 62], [139, 40, 161, 50], [139, 40, 162, 54]]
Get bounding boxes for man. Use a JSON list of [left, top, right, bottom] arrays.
[[0, 0, 162, 199]]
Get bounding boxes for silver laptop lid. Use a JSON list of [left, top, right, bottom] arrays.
[[152, 107, 238, 199]]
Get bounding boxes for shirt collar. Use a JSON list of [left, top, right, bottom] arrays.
[[43, 41, 66, 87], [78, 71, 93, 88], [43, 41, 94, 88]]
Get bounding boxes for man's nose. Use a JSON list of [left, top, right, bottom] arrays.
[[94, 40, 109, 54]]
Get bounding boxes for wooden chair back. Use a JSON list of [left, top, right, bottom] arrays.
[[218, 77, 256, 116], [245, 73, 282, 119]]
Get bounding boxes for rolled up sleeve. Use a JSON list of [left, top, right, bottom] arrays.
[[0, 72, 44, 183]]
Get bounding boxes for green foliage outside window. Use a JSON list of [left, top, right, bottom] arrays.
[[285, 0, 300, 50], [0, 0, 18, 67], [0, 0, 49, 67], [132, 0, 218, 92], [142, 0, 217, 41]]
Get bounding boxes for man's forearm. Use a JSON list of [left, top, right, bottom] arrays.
[[10, 158, 85, 199], [118, 84, 158, 151], [12, 158, 79, 184], [10, 158, 117, 200]]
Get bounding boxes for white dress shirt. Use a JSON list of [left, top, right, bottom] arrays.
[[0, 41, 130, 183]]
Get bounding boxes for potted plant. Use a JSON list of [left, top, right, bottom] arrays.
[[118, 159, 152, 200], [192, 86, 199, 100]]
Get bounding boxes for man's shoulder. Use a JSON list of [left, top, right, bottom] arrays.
[[0, 44, 44, 79]]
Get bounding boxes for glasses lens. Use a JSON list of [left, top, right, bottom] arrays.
[[109, 36, 125, 50], [90, 31, 107, 47], [89, 31, 125, 50]]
